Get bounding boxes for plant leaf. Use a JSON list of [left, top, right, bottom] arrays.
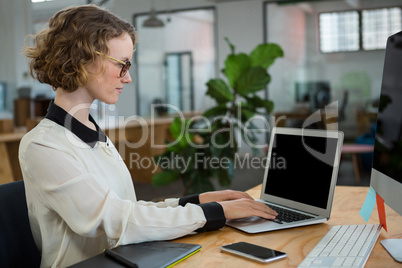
[[224, 53, 250, 89], [234, 104, 255, 123], [224, 37, 235, 55], [168, 118, 194, 152], [241, 108, 255, 122], [246, 95, 275, 113], [206, 78, 234, 104], [236, 67, 271, 96], [152, 171, 180, 186], [203, 104, 229, 117], [169, 117, 185, 140], [250, 43, 284, 69]]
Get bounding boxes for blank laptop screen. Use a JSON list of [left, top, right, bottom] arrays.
[[264, 133, 339, 209]]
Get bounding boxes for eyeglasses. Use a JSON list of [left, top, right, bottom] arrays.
[[95, 51, 131, 77]]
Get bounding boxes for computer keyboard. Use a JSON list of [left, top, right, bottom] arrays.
[[298, 224, 382, 268], [268, 204, 313, 223]]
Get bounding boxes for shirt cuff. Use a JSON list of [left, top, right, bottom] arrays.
[[178, 194, 200, 206], [195, 202, 226, 233]]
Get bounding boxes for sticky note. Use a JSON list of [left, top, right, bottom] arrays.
[[376, 193, 387, 232], [359, 186, 376, 222]]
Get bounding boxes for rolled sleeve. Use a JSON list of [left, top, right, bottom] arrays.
[[195, 202, 226, 233], [178, 194, 200, 206]]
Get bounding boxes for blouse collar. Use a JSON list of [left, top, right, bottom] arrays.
[[45, 100, 107, 148]]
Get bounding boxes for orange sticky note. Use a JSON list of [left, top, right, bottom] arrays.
[[376, 193, 387, 232]]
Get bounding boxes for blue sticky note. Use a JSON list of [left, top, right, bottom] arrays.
[[359, 186, 377, 222]]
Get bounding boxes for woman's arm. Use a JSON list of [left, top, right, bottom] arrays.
[[22, 142, 219, 245]]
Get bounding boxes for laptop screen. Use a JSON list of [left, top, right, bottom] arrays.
[[263, 133, 339, 209]]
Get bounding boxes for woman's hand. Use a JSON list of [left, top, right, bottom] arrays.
[[199, 189, 253, 204], [199, 190, 278, 220], [218, 198, 278, 220]]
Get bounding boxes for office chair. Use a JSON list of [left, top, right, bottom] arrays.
[[0, 180, 41, 268]]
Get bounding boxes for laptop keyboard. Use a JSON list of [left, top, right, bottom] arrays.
[[268, 204, 314, 223]]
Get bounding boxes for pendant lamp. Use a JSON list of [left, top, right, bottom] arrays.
[[143, 0, 164, 28]]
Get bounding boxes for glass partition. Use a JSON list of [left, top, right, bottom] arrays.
[[264, 0, 401, 139], [134, 8, 216, 116]]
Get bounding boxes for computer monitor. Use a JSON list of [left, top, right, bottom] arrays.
[[295, 81, 331, 110], [370, 31, 402, 261]]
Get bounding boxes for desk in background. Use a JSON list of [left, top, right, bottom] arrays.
[[273, 110, 311, 127], [0, 118, 173, 185], [173, 185, 402, 267], [0, 113, 201, 185], [0, 130, 25, 184], [274, 109, 379, 135], [273, 108, 338, 130]]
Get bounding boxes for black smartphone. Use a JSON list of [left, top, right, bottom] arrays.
[[221, 242, 287, 263]]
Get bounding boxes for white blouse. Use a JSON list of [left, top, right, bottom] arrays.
[[19, 103, 224, 267]]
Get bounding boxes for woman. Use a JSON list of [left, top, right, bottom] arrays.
[[20, 4, 277, 267]]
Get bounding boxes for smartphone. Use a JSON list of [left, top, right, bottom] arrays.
[[221, 242, 287, 263]]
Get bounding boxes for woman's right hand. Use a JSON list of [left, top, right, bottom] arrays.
[[218, 198, 278, 220]]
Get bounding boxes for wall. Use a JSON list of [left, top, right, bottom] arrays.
[[113, 0, 266, 117], [135, 9, 215, 116], [0, 0, 32, 116], [267, 4, 307, 111]]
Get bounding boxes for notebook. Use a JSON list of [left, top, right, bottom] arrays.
[[68, 241, 201, 268], [226, 127, 344, 233]]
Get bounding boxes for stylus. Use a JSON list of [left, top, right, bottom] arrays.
[[104, 248, 138, 268]]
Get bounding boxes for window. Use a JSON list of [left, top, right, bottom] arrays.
[[319, 11, 359, 53], [319, 7, 402, 53], [362, 7, 402, 50]]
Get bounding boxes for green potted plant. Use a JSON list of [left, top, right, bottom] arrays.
[[152, 38, 284, 195]]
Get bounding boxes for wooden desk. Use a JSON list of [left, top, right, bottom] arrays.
[[0, 131, 25, 184], [173, 185, 402, 267], [274, 109, 338, 130], [273, 111, 311, 127]]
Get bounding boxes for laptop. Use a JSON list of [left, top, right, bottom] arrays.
[[226, 127, 344, 233]]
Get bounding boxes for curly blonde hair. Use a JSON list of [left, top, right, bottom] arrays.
[[23, 4, 137, 92]]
